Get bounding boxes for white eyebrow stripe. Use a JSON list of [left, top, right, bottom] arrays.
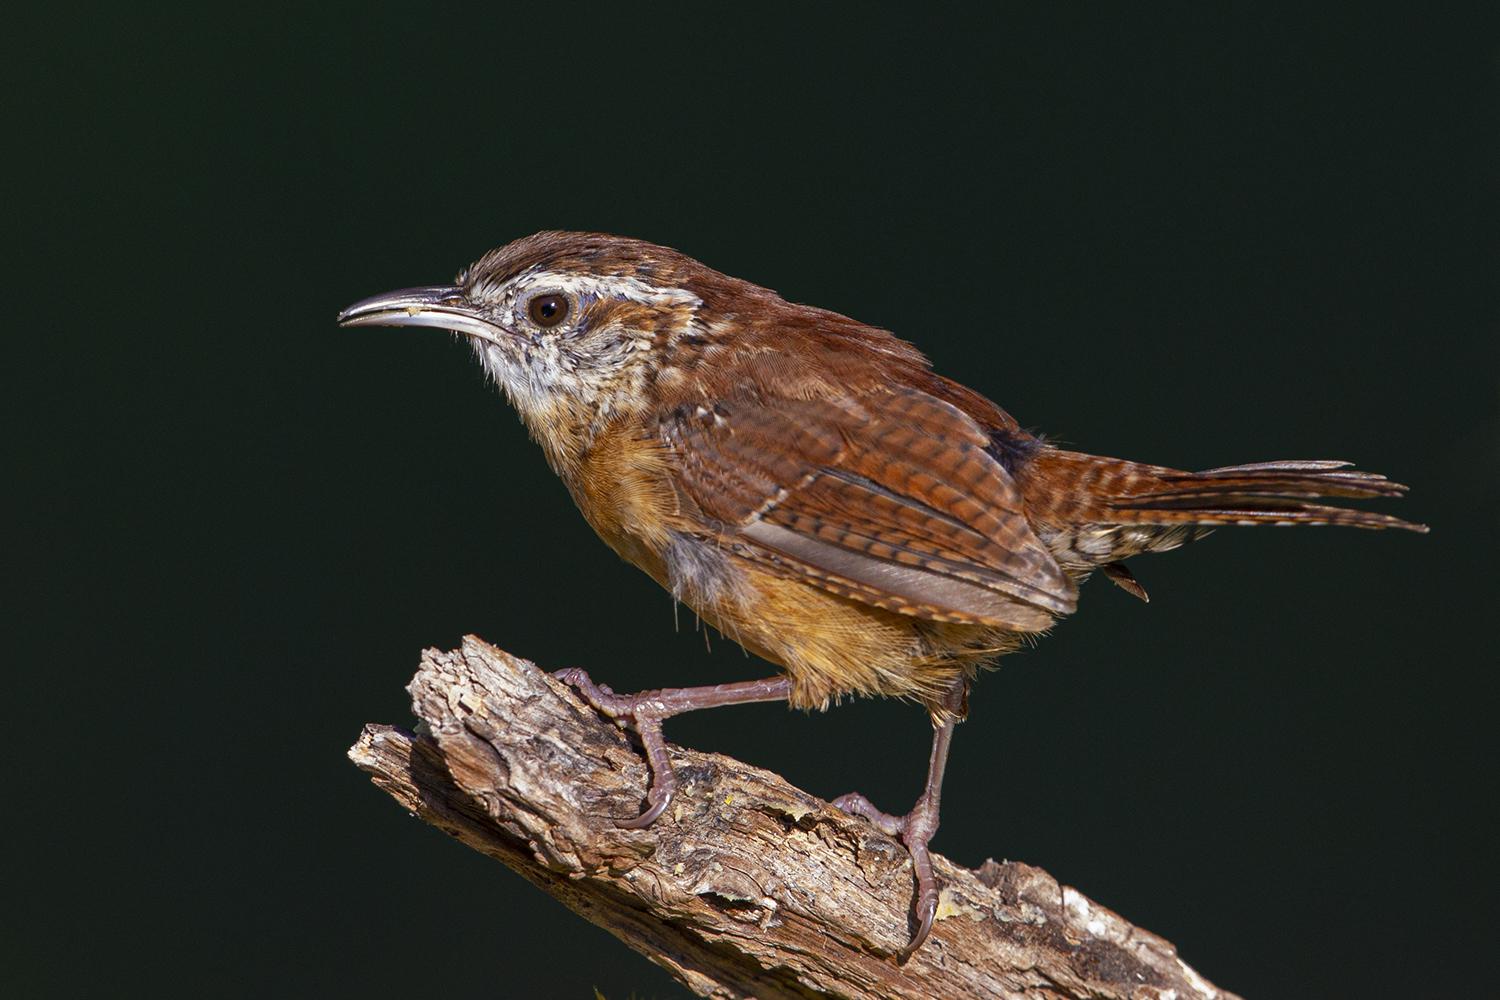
[[481, 269, 703, 310]]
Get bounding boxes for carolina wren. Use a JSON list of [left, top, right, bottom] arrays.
[[340, 232, 1425, 959]]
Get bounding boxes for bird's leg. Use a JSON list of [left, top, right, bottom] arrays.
[[552, 669, 792, 827], [831, 677, 967, 962]]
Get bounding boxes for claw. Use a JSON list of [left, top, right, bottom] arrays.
[[831, 789, 944, 961], [897, 837, 939, 962], [617, 788, 673, 828], [615, 714, 676, 826]]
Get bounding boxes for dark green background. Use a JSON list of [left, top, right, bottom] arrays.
[[10, 6, 1496, 998]]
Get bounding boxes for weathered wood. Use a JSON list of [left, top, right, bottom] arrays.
[[348, 636, 1239, 1000]]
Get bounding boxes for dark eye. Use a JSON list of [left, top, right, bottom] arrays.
[[527, 293, 570, 328]]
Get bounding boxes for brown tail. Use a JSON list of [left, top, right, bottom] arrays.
[[1021, 450, 1428, 534], [1105, 459, 1428, 532]]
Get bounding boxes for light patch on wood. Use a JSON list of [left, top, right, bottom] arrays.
[[935, 886, 986, 923], [769, 800, 815, 822]]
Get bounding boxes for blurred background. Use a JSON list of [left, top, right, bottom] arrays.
[[9, 5, 1496, 997]]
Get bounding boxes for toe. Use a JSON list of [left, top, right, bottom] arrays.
[[618, 787, 674, 828], [830, 792, 906, 838], [898, 891, 938, 962]]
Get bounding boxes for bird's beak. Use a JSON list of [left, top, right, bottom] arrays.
[[337, 285, 511, 346]]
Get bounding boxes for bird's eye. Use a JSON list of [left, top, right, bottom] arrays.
[[527, 293, 570, 328]]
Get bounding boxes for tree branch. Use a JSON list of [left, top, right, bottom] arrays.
[[348, 636, 1239, 1000]]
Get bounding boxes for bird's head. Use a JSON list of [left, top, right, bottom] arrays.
[[339, 232, 728, 447]]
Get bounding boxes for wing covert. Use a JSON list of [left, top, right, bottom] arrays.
[[663, 387, 1076, 629]]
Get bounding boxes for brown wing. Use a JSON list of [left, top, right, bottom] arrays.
[[663, 387, 1076, 630]]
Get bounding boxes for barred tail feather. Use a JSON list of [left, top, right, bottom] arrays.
[[1108, 460, 1428, 533]]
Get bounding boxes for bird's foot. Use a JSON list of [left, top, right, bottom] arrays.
[[553, 668, 677, 826], [831, 790, 943, 962], [552, 669, 793, 829]]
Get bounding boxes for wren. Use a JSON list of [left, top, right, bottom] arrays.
[[340, 231, 1425, 959]]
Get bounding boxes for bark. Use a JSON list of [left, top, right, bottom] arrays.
[[348, 636, 1240, 1000]]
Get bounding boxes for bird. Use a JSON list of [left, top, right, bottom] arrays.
[[339, 231, 1426, 960]]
